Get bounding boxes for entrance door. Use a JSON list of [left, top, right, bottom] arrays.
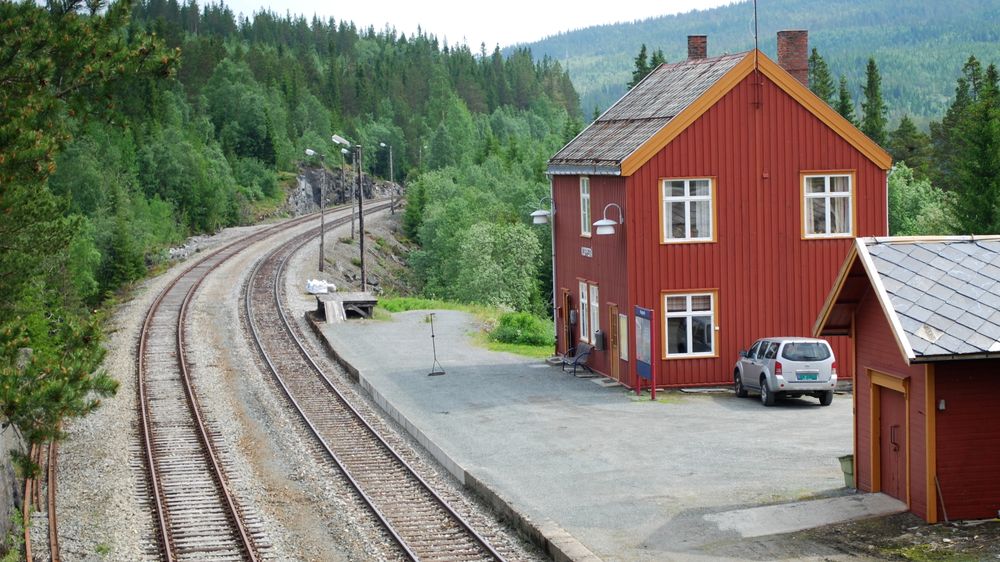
[[608, 304, 620, 381], [879, 386, 906, 501], [560, 289, 572, 355]]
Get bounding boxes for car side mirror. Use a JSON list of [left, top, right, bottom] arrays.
[[739, 350, 747, 358]]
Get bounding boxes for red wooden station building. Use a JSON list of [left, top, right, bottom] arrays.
[[543, 31, 892, 389], [816, 237, 1000, 522]]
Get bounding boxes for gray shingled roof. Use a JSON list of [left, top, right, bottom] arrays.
[[548, 53, 747, 175], [864, 237, 1000, 359]]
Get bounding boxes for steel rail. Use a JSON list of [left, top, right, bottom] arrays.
[[245, 201, 506, 561], [136, 205, 348, 561]]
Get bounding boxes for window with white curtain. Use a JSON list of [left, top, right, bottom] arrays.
[[580, 177, 591, 237], [662, 178, 713, 242], [664, 292, 716, 357], [803, 174, 853, 237], [578, 281, 589, 343]]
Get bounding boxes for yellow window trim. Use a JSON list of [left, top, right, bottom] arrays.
[[661, 289, 720, 360], [800, 171, 857, 240], [658, 176, 719, 244], [620, 51, 892, 177]]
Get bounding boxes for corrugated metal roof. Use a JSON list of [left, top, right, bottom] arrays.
[[865, 237, 1000, 359], [548, 53, 746, 174]]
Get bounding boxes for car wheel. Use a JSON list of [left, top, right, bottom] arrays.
[[760, 377, 775, 407], [734, 371, 748, 397], [819, 390, 834, 406]]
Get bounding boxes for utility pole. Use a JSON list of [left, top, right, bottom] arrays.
[[389, 144, 395, 214], [357, 145, 367, 292], [305, 148, 325, 272]]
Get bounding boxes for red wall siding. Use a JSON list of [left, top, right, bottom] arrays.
[[626, 71, 887, 387], [854, 288, 929, 519], [935, 360, 1000, 520], [552, 174, 629, 378]]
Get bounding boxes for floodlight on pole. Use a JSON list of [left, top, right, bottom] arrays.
[[332, 134, 351, 147]]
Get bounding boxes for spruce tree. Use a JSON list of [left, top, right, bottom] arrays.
[[930, 56, 983, 189], [650, 48, 667, 68], [628, 44, 651, 89], [949, 63, 1000, 234], [836, 75, 857, 124], [808, 48, 835, 105], [861, 57, 888, 145], [888, 115, 932, 178]]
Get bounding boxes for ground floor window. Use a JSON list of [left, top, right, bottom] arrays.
[[664, 291, 716, 357], [578, 280, 599, 345]]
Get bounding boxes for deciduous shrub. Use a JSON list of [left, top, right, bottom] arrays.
[[489, 312, 553, 347]]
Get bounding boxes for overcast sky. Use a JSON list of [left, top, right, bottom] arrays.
[[222, 1, 735, 50]]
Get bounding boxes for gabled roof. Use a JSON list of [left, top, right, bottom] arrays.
[[547, 50, 892, 177], [815, 236, 1000, 363]]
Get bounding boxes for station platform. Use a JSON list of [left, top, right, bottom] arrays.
[[316, 310, 904, 561]]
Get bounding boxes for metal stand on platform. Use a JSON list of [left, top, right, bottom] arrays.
[[428, 313, 445, 376]]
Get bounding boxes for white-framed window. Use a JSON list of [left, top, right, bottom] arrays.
[[589, 284, 600, 345], [577, 281, 600, 344], [803, 173, 853, 237], [618, 313, 629, 361], [580, 177, 591, 237], [662, 178, 713, 242], [664, 292, 716, 357]]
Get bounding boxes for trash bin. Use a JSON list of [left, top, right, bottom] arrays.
[[838, 454, 855, 488]]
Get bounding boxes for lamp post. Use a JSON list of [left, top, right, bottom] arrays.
[[357, 144, 367, 292], [341, 147, 355, 238], [380, 141, 394, 214], [530, 191, 558, 356], [333, 134, 367, 291], [332, 135, 355, 238], [305, 148, 326, 272]]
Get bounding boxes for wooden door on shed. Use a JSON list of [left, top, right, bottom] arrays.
[[879, 386, 907, 501]]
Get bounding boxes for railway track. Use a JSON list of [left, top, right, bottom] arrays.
[[244, 203, 507, 561], [136, 207, 348, 561]]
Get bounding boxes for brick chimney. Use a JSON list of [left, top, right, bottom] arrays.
[[777, 30, 808, 87], [687, 35, 707, 60]]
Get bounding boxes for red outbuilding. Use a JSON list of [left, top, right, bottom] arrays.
[[815, 236, 1000, 523], [544, 31, 891, 389]]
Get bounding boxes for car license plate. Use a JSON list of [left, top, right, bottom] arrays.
[[798, 372, 818, 381]]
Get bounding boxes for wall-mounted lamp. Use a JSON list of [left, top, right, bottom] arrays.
[[938, 399, 946, 411], [593, 203, 624, 235], [530, 197, 555, 225]]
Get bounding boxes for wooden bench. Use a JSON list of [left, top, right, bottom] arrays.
[[561, 343, 593, 376]]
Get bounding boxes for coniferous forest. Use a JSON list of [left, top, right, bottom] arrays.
[[0, 0, 580, 466]]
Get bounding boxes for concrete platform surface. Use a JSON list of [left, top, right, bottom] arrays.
[[319, 310, 877, 561]]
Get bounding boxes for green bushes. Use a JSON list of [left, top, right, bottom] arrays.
[[489, 312, 553, 347]]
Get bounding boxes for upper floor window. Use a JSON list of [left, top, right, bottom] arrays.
[[803, 173, 853, 238], [662, 178, 714, 243], [580, 177, 591, 237], [664, 291, 716, 358]]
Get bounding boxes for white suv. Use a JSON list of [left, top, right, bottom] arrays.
[[734, 337, 837, 407]]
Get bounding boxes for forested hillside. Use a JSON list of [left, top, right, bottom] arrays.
[[0, 0, 579, 472], [520, 0, 1000, 123]]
